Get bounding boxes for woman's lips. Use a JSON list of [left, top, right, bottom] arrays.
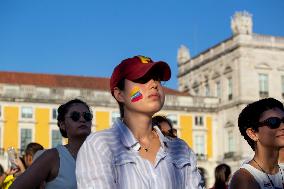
[[148, 93, 160, 99], [78, 124, 89, 128]]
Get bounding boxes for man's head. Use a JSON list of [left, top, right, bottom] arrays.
[[110, 55, 171, 118], [24, 142, 44, 167], [238, 98, 284, 151]]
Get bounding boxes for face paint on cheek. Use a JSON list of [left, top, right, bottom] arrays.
[[130, 86, 143, 102]]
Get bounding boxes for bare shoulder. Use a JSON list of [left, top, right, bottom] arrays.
[[35, 148, 59, 163], [9, 148, 60, 188], [229, 168, 260, 189], [35, 148, 60, 181]]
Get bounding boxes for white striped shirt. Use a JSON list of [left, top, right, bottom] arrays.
[[76, 119, 203, 189]]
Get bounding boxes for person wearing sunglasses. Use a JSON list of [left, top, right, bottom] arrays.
[[76, 55, 203, 189], [230, 98, 284, 189], [152, 115, 177, 138], [10, 99, 92, 189]]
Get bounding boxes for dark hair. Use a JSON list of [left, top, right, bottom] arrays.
[[0, 164, 4, 176], [213, 163, 231, 189], [115, 79, 125, 118], [57, 98, 91, 138], [152, 115, 176, 138], [198, 167, 207, 188], [152, 115, 173, 129], [238, 98, 284, 151], [20, 156, 27, 169], [25, 142, 44, 157]]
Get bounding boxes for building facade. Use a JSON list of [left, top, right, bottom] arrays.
[[0, 71, 218, 186], [1, 11, 283, 188], [178, 11, 284, 186]]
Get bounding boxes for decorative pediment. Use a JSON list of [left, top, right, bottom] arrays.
[[212, 72, 221, 79], [204, 75, 209, 82], [192, 81, 199, 88], [255, 63, 272, 70], [223, 66, 233, 74], [225, 121, 234, 128], [183, 85, 189, 92]]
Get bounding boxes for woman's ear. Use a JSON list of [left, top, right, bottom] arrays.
[[59, 121, 66, 132], [246, 128, 258, 142], [113, 87, 125, 103]]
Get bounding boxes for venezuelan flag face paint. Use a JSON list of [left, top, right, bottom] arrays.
[[130, 86, 143, 102]]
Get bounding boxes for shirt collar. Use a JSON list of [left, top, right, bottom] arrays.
[[114, 118, 168, 151], [114, 118, 140, 150], [152, 125, 167, 149]]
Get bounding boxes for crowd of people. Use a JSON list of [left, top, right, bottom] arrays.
[[0, 142, 43, 188], [0, 55, 284, 189]]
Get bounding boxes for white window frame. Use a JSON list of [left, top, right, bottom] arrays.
[[111, 111, 120, 126], [49, 124, 63, 148], [167, 114, 178, 126], [50, 107, 58, 121], [194, 115, 204, 127], [227, 129, 235, 153], [259, 73, 269, 96], [194, 133, 206, 155], [19, 125, 34, 153], [215, 80, 221, 98], [205, 82, 210, 97], [51, 128, 63, 148], [227, 77, 233, 100], [20, 106, 34, 120]]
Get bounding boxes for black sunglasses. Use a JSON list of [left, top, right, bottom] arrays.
[[258, 117, 284, 129], [134, 75, 162, 84], [66, 111, 93, 122]]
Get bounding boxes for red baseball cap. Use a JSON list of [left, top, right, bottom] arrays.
[[110, 55, 171, 94]]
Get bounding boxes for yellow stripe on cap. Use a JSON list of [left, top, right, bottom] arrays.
[[137, 56, 151, 64]]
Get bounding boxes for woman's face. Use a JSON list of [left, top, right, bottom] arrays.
[[159, 121, 173, 136], [256, 107, 284, 150], [121, 78, 165, 116], [61, 103, 92, 138]]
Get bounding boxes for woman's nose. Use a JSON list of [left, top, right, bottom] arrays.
[[148, 79, 158, 89]]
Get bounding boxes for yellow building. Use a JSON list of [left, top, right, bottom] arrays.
[[0, 71, 217, 184]]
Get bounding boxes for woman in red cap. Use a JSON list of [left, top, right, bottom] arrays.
[[76, 55, 203, 189]]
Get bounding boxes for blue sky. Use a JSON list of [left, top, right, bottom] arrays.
[[0, 1, 284, 89]]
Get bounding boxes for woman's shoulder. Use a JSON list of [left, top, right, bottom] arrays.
[[36, 148, 58, 161], [32, 148, 59, 169], [229, 168, 260, 189], [166, 137, 193, 153], [81, 128, 121, 153], [85, 127, 117, 141], [166, 138, 197, 167]]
